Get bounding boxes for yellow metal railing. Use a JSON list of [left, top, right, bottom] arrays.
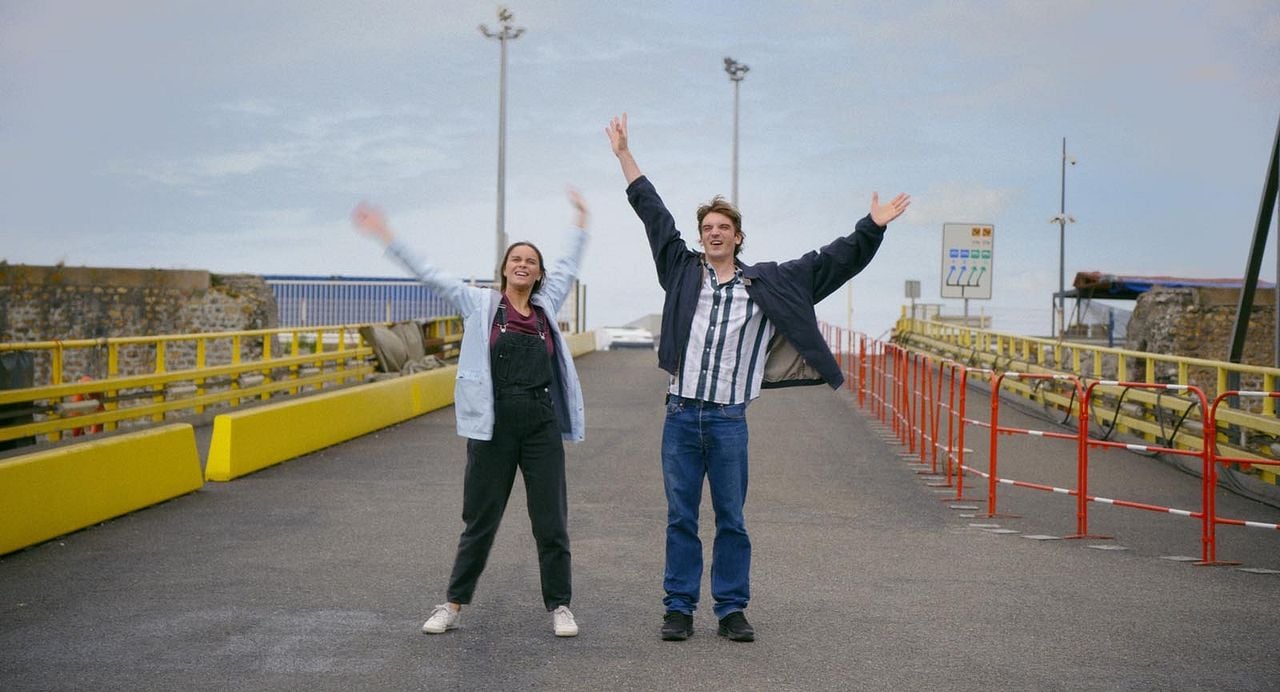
[[893, 313, 1280, 483], [0, 316, 463, 445], [423, 315, 464, 359]]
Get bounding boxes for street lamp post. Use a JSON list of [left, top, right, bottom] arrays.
[[723, 57, 749, 207], [1049, 137, 1076, 336], [480, 7, 524, 281]]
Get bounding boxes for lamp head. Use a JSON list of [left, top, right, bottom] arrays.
[[723, 56, 749, 80]]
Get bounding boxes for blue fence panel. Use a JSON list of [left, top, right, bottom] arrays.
[[263, 275, 495, 327], [264, 275, 583, 331]]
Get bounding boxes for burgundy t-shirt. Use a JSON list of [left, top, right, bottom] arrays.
[[489, 294, 555, 358]]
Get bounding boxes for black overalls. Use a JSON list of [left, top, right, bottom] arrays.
[[445, 303, 572, 611]]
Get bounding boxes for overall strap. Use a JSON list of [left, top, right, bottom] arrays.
[[496, 299, 545, 340]]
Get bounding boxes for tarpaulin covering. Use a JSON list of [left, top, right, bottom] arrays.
[[1067, 272, 1275, 300]]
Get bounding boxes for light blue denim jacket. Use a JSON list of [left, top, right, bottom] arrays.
[[384, 227, 588, 442]]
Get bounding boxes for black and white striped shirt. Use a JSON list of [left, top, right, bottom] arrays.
[[669, 263, 773, 404]]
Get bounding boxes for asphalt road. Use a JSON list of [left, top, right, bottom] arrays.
[[2, 349, 1278, 691]]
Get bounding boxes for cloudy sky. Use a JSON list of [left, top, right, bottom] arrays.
[[2, 1, 1277, 338]]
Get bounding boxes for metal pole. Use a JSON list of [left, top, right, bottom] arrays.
[[1227, 112, 1280, 366], [723, 57, 749, 207], [846, 281, 853, 335], [480, 8, 524, 281], [1050, 138, 1076, 337], [497, 35, 508, 274], [732, 79, 740, 206], [1059, 137, 1066, 337]]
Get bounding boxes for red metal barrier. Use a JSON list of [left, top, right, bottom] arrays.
[[941, 364, 990, 504], [917, 353, 935, 466], [900, 352, 943, 472], [934, 360, 965, 487], [1078, 381, 1212, 556], [971, 372, 1085, 519], [857, 334, 868, 405], [926, 357, 947, 472], [880, 341, 890, 424], [846, 338, 1277, 568], [912, 352, 929, 458], [903, 350, 919, 452], [900, 347, 921, 451], [867, 338, 885, 423], [848, 330, 859, 394], [908, 356, 965, 481], [892, 345, 906, 439], [1202, 390, 1280, 566]]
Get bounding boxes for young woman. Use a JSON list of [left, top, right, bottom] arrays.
[[352, 189, 589, 637]]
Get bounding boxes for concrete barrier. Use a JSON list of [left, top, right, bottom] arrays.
[[565, 330, 596, 357], [0, 424, 202, 555], [205, 366, 456, 481], [205, 334, 595, 482]]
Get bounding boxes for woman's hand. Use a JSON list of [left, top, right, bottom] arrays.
[[567, 187, 588, 230], [351, 201, 394, 246]]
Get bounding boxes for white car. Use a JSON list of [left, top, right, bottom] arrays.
[[600, 327, 655, 351]]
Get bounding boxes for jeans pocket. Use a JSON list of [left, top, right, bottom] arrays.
[[718, 403, 747, 420], [665, 399, 683, 416]]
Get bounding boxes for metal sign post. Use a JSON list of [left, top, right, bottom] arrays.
[[905, 279, 921, 324]]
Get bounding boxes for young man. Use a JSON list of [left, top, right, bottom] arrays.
[[605, 113, 910, 642]]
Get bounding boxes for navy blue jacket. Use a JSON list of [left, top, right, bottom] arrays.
[[626, 175, 886, 389]]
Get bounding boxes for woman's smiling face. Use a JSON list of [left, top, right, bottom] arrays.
[[502, 242, 543, 292]]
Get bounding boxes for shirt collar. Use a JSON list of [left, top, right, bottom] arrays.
[[702, 259, 742, 289]]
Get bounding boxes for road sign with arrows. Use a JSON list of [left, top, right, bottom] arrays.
[[941, 223, 994, 299]]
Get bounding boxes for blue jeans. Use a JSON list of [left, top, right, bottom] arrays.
[[661, 394, 750, 618]]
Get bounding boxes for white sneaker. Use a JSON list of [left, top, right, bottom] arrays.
[[552, 605, 578, 637], [422, 604, 461, 634]]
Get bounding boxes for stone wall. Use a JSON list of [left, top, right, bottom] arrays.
[[0, 264, 278, 385], [1125, 286, 1275, 396], [1125, 287, 1274, 364]]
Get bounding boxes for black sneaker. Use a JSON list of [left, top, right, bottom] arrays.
[[717, 611, 755, 642], [660, 611, 693, 641]]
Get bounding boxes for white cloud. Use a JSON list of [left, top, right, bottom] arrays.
[[125, 105, 463, 194], [217, 100, 280, 117], [198, 150, 286, 178], [907, 183, 1017, 228]]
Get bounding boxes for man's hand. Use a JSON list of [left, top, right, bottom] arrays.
[[606, 113, 643, 184], [605, 113, 629, 156], [351, 201, 394, 247], [567, 186, 589, 230], [869, 192, 911, 227]]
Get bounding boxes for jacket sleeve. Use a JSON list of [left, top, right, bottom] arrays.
[[384, 240, 488, 317], [780, 214, 886, 303], [626, 175, 695, 291], [540, 227, 589, 314]]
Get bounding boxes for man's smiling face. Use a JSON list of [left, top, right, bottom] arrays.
[[699, 211, 742, 264]]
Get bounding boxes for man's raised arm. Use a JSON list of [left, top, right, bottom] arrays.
[[605, 113, 643, 185]]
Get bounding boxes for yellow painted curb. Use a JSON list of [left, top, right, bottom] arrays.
[[0, 424, 202, 555], [205, 366, 456, 481]]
